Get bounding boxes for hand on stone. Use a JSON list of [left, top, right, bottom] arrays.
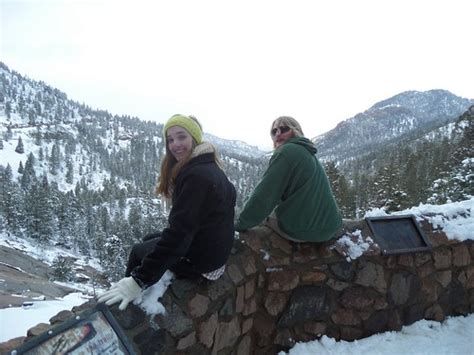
[[98, 277, 142, 311]]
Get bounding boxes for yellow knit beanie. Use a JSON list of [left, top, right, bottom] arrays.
[[163, 114, 203, 144]]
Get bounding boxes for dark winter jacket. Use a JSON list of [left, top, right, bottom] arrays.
[[235, 137, 342, 242], [131, 149, 236, 287]]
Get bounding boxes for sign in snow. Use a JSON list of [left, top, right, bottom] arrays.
[[12, 304, 136, 355], [365, 215, 432, 255]]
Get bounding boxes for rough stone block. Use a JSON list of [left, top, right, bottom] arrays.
[[227, 263, 245, 285], [176, 331, 196, 350], [0, 337, 26, 354], [425, 303, 445, 321], [415, 252, 432, 267], [398, 254, 414, 268], [264, 292, 289, 316], [243, 254, 257, 276], [134, 328, 172, 354], [303, 321, 326, 335], [188, 293, 210, 318], [269, 233, 293, 254], [340, 287, 378, 310], [278, 286, 330, 327], [242, 317, 254, 334], [439, 279, 467, 310], [331, 308, 361, 326], [236, 334, 252, 355], [364, 310, 389, 335], [417, 261, 435, 278], [197, 313, 218, 348], [244, 277, 256, 299], [436, 270, 452, 288], [452, 244, 471, 267], [433, 248, 452, 269], [340, 326, 363, 341], [326, 278, 350, 291], [213, 317, 241, 352], [243, 298, 257, 316], [330, 261, 355, 281], [389, 272, 421, 306], [355, 261, 387, 293], [293, 244, 319, 263], [302, 270, 327, 283], [219, 297, 234, 316], [171, 279, 197, 299], [420, 277, 440, 303], [465, 266, 474, 289], [155, 302, 193, 337], [267, 270, 300, 291], [254, 313, 276, 347], [207, 274, 233, 300], [274, 328, 296, 348], [111, 303, 147, 330], [49, 310, 74, 325], [236, 286, 245, 313], [263, 255, 291, 268], [404, 304, 425, 325], [26, 323, 49, 338], [387, 309, 403, 331]]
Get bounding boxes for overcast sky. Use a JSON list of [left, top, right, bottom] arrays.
[[1, 0, 473, 149]]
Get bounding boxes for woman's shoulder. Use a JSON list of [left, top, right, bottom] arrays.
[[179, 155, 222, 180]]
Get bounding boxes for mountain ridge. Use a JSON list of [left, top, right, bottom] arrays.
[[313, 89, 474, 165]]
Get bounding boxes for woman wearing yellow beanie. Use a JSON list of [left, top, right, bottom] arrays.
[[99, 114, 236, 310]]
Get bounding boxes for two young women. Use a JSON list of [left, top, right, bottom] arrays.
[[100, 114, 341, 310]]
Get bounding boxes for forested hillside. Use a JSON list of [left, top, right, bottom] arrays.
[[0, 62, 267, 280], [1, 61, 472, 282], [323, 105, 474, 218]]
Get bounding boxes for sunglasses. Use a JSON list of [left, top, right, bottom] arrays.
[[271, 126, 291, 136]]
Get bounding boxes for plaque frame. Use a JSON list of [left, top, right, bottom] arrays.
[[365, 214, 432, 255], [13, 303, 136, 355]]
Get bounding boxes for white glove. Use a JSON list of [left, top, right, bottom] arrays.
[[98, 277, 142, 311]]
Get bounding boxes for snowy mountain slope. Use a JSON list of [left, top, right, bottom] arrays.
[[313, 90, 474, 164], [0, 62, 269, 282]]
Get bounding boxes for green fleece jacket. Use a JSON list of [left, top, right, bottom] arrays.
[[235, 137, 342, 242]]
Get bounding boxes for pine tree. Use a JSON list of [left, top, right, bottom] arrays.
[[5, 101, 11, 119], [51, 255, 74, 281], [65, 157, 74, 184], [17, 161, 24, 174], [15, 136, 24, 154], [24, 175, 55, 242], [101, 234, 128, 281], [324, 162, 356, 218], [21, 153, 37, 190], [0, 165, 24, 236], [49, 144, 61, 175], [128, 201, 143, 240]]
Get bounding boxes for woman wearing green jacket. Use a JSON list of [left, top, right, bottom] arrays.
[[235, 116, 342, 242]]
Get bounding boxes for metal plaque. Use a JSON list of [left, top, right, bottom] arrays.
[[365, 214, 431, 255], [13, 303, 136, 355]]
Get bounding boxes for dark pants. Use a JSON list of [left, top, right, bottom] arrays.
[[125, 232, 202, 280]]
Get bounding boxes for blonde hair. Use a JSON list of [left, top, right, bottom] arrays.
[[271, 116, 304, 137]]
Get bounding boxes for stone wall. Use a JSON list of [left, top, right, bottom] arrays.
[[2, 218, 473, 354]]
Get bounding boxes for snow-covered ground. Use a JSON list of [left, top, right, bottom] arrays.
[[0, 292, 90, 343], [281, 314, 474, 355]]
